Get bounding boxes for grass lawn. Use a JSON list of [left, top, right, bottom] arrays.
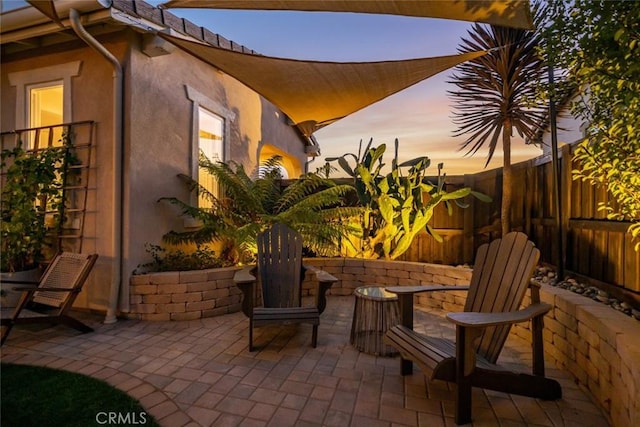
[[1, 363, 159, 427]]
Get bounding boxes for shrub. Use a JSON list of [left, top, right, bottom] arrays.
[[137, 244, 229, 273], [0, 139, 72, 272]]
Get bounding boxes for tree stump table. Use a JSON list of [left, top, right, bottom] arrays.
[[350, 286, 400, 356]]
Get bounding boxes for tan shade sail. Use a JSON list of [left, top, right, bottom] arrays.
[[160, 0, 534, 30], [25, 0, 62, 25], [159, 32, 486, 135]]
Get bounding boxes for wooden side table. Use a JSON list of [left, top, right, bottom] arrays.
[[350, 286, 400, 356]]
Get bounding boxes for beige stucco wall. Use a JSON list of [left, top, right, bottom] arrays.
[[1, 28, 310, 314], [1, 35, 122, 313], [123, 30, 308, 311]]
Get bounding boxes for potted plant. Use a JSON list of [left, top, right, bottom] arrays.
[[1, 139, 70, 305]]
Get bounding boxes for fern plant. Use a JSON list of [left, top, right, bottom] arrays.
[[160, 155, 360, 264]]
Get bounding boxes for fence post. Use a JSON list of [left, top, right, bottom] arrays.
[[561, 144, 572, 276], [463, 174, 475, 264], [525, 159, 533, 237]]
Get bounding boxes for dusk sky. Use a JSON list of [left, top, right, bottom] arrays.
[[5, 0, 543, 176], [151, 4, 543, 176]]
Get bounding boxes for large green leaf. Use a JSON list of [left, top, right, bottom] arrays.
[[412, 209, 431, 232], [398, 156, 430, 171], [401, 196, 413, 233], [378, 177, 390, 195], [370, 144, 386, 166], [426, 224, 443, 243], [440, 187, 472, 200], [392, 233, 413, 260], [356, 164, 375, 194], [338, 157, 354, 177], [471, 190, 492, 202], [379, 194, 395, 224]]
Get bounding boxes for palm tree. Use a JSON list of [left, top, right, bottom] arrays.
[[448, 19, 546, 236]]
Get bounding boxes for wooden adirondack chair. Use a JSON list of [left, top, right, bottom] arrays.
[[1, 252, 99, 345], [234, 223, 338, 351], [384, 232, 561, 425]]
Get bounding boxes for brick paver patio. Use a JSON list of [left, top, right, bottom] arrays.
[[1, 296, 610, 426]]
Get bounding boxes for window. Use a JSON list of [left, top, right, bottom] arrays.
[[27, 82, 64, 148], [8, 61, 80, 148], [185, 85, 235, 211], [198, 107, 224, 207]]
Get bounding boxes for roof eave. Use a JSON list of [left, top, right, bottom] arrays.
[[0, 0, 112, 33]]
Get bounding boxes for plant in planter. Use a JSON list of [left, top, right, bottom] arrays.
[[159, 155, 360, 265], [136, 243, 231, 273], [1, 138, 71, 273], [327, 138, 491, 260]]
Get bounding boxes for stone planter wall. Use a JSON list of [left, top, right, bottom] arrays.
[[128, 267, 243, 321], [130, 258, 639, 426], [300, 257, 471, 298], [534, 286, 639, 427]]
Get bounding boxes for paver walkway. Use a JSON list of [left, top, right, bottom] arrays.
[[1, 296, 610, 426]]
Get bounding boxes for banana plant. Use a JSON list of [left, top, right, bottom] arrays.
[[327, 138, 490, 260]]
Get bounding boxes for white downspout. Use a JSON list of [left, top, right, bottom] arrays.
[[69, 8, 123, 324]]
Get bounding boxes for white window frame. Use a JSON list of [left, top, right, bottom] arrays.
[[27, 81, 64, 127], [24, 81, 65, 148], [8, 61, 81, 130], [185, 85, 235, 207], [197, 106, 224, 204]]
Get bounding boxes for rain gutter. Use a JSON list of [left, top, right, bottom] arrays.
[[69, 7, 123, 324]]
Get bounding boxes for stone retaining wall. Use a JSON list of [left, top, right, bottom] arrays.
[[535, 286, 639, 427], [128, 267, 242, 321], [129, 258, 639, 426]]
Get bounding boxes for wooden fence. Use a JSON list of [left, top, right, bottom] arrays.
[[397, 144, 639, 305]]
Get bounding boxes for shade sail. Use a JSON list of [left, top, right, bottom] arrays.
[[25, 0, 62, 25], [159, 32, 486, 135], [160, 0, 534, 30]]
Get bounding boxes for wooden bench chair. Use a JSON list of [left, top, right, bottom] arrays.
[[384, 232, 561, 424], [1, 252, 99, 345], [234, 223, 338, 351]]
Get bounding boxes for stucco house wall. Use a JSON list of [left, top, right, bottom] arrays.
[[123, 28, 309, 310], [1, 37, 121, 312], [1, 7, 312, 314]]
